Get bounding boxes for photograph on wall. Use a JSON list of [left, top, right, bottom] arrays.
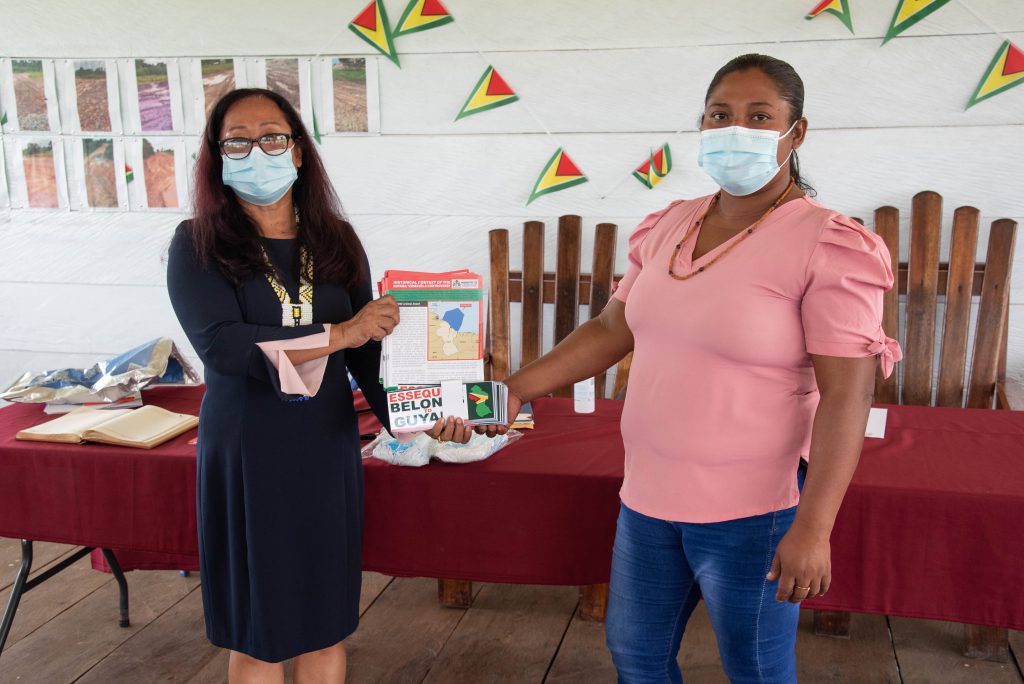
[[332, 58, 368, 132], [75, 61, 112, 131], [135, 60, 173, 131], [143, 138, 178, 208], [83, 138, 117, 208], [201, 59, 235, 119], [12, 60, 49, 131], [266, 58, 301, 113], [22, 139, 58, 208]]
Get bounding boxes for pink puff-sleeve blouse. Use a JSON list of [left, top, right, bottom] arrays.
[[611, 195, 901, 523]]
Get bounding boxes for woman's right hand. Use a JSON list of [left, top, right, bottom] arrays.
[[335, 295, 400, 349], [476, 385, 524, 437]]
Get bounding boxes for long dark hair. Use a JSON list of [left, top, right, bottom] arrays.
[[704, 54, 817, 197], [188, 88, 367, 287]]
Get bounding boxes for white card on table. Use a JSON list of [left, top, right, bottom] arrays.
[[865, 408, 887, 439]]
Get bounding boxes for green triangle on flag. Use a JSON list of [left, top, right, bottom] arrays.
[[395, 0, 454, 37], [312, 110, 322, 145], [349, 0, 401, 67], [455, 66, 519, 121], [805, 0, 854, 34], [0, 111, 7, 127], [883, 0, 951, 45], [527, 148, 588, 205]]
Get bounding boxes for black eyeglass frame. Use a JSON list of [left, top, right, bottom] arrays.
[[218, 133, 301, 160]]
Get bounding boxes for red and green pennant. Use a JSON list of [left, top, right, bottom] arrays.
[[966, 40, 1024, 109], [883, 0, 951, 45], [633, 144, 672, 189], [528, 148, 587, 205], [349, 0, 400, 67], [455, 66, 518, 121], [395, 0, 453, 37], [805, 0, 853, 34], [125, 163, 134, 183]]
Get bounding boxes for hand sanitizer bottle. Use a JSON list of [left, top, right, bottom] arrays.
[[574, 377, 596, 414]]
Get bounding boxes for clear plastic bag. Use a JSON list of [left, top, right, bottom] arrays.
[[361, 429, 522, 467]]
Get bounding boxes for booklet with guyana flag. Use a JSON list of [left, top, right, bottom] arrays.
[[386, 380, 508, 433]]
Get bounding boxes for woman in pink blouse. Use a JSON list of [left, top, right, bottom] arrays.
[[479, 54, 901, 683]]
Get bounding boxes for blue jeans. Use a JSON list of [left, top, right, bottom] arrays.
[[606, 465, 806, 684]]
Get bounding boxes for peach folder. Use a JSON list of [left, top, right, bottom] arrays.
[[256, 325, 331, 397]]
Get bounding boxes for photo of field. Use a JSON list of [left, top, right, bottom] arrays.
[[83, 138, 117, 208], [332, 58, 368, 132], [13, 60, 48, 131], [201, 59, 235, 120], [22, 141, 58, 208], [143, 138, 178, 208], [75, 61, 111, 131], [136, 60, 172, 131], [266, 58, 301, 113]]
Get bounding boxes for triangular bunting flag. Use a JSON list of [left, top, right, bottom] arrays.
[[966, 40, 1024, 109], [455, 66, 519, 121], [125, 163, 134, 183], [349, 0, 400, 67], [632, 144, 672, 189], [805, 0, 854, 34], [528, 148, 587, 205], [395, 0, 454, 37], [883, 0, 950, 45], [0, 111, 7, 127]]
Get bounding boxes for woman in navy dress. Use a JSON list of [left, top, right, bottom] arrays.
[[167, 89, 468, 683]]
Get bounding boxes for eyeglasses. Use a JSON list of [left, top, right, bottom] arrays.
[[218, 133, 299, 160]]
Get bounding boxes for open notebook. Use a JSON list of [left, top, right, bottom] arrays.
[[16, 405, 198, 449]]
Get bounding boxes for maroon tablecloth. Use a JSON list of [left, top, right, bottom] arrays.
[[2, 386, 1023, 629]]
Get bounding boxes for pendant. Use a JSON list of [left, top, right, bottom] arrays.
[[283, 302, 313, 327]]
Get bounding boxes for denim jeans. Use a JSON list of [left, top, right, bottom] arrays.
[[606, 464, 806, 684]]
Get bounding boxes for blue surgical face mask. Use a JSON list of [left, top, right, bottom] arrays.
[[221, 148, 298, 206], [697, 121, 797, 197]]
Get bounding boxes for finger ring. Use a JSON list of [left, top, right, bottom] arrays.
[[794, 585, 811, 591]]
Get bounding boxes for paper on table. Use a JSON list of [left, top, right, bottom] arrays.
[[865, 408, 887, 439], [256, 325, 331, 397]]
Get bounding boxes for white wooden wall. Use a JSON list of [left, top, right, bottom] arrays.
[[1, 0, 1023, 392]]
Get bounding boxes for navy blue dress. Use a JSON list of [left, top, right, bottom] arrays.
[[166, 222, 389, 662]]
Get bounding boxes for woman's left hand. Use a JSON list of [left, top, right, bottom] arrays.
[[766, 524, 831, 603], [426, 416, 473, 444]]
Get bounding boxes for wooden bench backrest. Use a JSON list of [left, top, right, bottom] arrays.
[[487, 216, 621, 398], [869, 191, 1016, 409]]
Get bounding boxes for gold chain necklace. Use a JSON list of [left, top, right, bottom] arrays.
[[667, 177, 795, 281]]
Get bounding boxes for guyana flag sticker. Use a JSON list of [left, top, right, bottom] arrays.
[[528, 148, 587, 205], [633, 144, 672, 189], [395, 0, 453, 37], [805, 0, 853, 34], [456, 66, 518, 121], [883, 0, 951, 45], [966, 41, 1024, 109]]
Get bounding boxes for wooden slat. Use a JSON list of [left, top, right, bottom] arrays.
[[967, 219, 1017, 409], [553, 216, 582, 398], [936, 207, 980, 407], [578, 583, 608, 622], [903, 191, 943, 406], [611, 352, 632, 400], [487, 230, 511, 382], [590, 223, 617, 398], [874, 207, 901, 404], [437, 579, 473, 609], [896, 263, 985, 297], [813, 610, 851, 638], [520, 221, 545, 369]]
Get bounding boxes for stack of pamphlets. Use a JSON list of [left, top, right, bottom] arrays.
[[386, 380, 508, 433], [377, 270, 508, 432]]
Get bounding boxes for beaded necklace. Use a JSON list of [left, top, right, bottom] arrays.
[[667, 177, 795, 281]]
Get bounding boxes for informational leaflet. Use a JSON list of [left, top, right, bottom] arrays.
[[377, 269, 486, 387], [386, 380, 508, 433]]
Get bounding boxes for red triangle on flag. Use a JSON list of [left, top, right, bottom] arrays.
[[352, 1, 378, 31], [422, 0, 449, 17], [652, 149, 664, 168], [485, 69, 514, 97], [1004, 43, 1024, 76], [556, 152, 582, 177]]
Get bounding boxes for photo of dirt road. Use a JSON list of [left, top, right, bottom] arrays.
[[83, 138, 117, 208], [266, 59, 301, 113], [75, 61, 111, 131], [13, 60, 49, 131], [136, 60, 173, 131], [201, 59, 235, 119], [332, 58, 368, 132], [22, 141, 58, 208], [143, 139, 178, 208]]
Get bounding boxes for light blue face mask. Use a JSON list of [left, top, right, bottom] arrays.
[[221, 148, 298, 206], [697, 121, 797, 197]]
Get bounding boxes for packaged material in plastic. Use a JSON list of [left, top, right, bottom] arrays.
[[361, 428, 522, 467]]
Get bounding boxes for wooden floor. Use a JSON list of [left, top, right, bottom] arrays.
[[1, 540, 1022, 683]]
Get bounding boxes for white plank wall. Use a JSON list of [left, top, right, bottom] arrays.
[[1, 0, 1023, 390]]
